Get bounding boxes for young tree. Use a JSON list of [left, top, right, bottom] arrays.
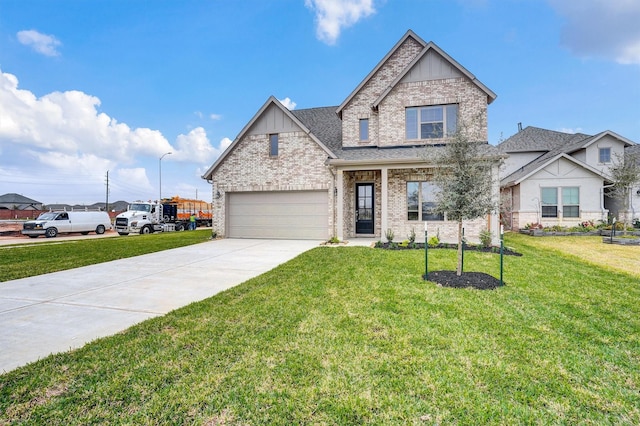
[[433, 125, 499, 275], [609, 152, 640, 235]]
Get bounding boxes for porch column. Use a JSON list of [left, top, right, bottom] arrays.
[[381, 167, 388, 242], [336, 169, 344, 241]]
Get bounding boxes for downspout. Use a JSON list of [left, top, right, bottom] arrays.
[[327, 161, 338, 238]]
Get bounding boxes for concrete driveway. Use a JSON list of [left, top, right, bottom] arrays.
[[0, 238, 319, 373]]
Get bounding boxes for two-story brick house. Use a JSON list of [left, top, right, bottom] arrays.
[[202, 30, 502, 243], [499, 126, 637, 230]]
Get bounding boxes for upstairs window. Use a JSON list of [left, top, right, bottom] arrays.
[[269, 134, 278, 157], [406, 104, 458, 140], [599, 147, 611, 163], [407, 182, 444, 221], [359, 118, 369, 141]]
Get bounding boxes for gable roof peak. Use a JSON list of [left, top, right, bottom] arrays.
[[336, 29, 428, 117], [202, 96, 337, 180]]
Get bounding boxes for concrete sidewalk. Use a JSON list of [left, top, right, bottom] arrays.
[[0, 239, 319, 373]]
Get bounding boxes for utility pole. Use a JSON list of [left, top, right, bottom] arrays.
[[105, 170, 109, 212]]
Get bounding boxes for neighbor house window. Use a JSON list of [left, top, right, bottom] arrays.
[[359, 118, 369, 141], [541, 187, 558, 218], [405, 104, 458, 139], [562, 187, 580, 218], [407, 182, 444, 221], [599, 147, 611, 163], [269, 134, 278, 156]]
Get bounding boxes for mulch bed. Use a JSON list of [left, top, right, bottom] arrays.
[[376, 242, 522, 256], [424, 271, 504, 290]]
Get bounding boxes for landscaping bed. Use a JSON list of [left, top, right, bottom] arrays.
[[375, 241, 521, 256], [424, 270, 503, 290], [602, 236, 640, 245]]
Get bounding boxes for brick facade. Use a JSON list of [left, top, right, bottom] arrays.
[[203, 31, 499, 243], [341, 37, 424, 148], [210, 131, 334, 237]]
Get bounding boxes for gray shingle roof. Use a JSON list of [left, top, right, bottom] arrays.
[[0, 193, 41, 204], [499, 126, 638, 186], [290, 106, 342, 155], [497, 126, 591, 153]]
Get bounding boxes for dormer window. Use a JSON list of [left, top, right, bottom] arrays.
[[406, 104, 458, 140]]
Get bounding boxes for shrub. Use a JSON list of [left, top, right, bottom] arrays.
[[428, 235, 440, 247], [408, 228, 416, 244], [399, 240, 409, 247], [479, 228, 492, 248], [524, 222, 543, 230], [385, 228, 395, 243], [327, 236, 340, 244]]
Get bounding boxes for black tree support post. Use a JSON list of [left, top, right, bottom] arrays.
[[424, 221, 428, 280], [461, 227, 465, 273], [500, 225, 504, 286]]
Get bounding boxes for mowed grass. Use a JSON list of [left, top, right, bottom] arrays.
[[0, 230, 213, 282], [1, 235, 639, 424], [509, 232, 640, 277]]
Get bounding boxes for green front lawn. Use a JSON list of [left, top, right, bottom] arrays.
[[0, 230, 213, 282], [1, 236, 639, 424]]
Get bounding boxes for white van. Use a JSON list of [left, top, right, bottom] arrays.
[[22, 211, 112, 238]]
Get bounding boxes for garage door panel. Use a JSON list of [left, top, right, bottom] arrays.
[[228, 191, 328, 239]]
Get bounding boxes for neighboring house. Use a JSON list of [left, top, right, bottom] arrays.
[[0, 193, 43, 210], [498, 126, 637, 230], [202, 30, 502, 243], [627, 144, 640, 223]]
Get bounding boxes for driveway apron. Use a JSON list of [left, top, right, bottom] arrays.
[[0, 239, 318, 373]]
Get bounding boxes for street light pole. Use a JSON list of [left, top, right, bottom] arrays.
[[159, 152, 172, 201]]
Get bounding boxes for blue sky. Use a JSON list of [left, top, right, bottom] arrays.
[[1, 0, 639, 205]]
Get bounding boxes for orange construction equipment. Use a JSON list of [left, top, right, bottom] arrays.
[[161, 196, 212, 222]]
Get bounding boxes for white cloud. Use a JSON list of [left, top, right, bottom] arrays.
[[0, 69, 173, 163], [17, 29, 62, 57], [219, 137, 232, 152], [210, 113, 222, 120], [305, 0, 375, 45], [278, 97, 297, 110], [548, 0, 640, 65], [170, 127, 227, 164], [114, 168, 153, 192], [558, 127, 584, 134]]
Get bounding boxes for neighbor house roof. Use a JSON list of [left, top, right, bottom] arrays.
[[499, 127, 637, 187], [501, 152, 611, 187], [0, 193, 41, 204], [497, 127, 590, 153]]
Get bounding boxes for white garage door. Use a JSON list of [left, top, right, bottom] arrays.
[[228, 191, 328, 239]]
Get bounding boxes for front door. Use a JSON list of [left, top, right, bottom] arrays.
[[355, 183, 374, 234]]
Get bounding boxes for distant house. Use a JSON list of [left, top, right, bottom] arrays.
[[202, 30, 502, 243], [498, 127, 638, 230], [627, 144, 640, 223], [0, 193, 43, 210]]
